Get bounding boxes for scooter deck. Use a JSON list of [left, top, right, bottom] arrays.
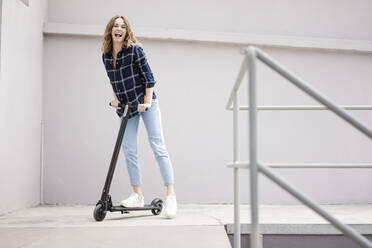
[[110, 204, 157, 212]]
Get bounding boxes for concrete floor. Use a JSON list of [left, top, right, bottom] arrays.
[[0, 204, 371, 247]]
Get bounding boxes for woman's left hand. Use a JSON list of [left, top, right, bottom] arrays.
[[138, 103, 151, 112]]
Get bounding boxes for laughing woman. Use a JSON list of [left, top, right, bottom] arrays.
[[101, 15, 177, 218]]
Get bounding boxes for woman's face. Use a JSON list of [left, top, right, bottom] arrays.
[[111, 17, 126, 43]]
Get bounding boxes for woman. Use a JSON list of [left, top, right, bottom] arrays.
[[101, 15, 176, 218]]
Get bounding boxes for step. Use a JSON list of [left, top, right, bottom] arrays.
[[226, 224, 372, 248]]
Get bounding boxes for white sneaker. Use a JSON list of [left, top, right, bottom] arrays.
[[120, 193, 144, 207], [164, 195, 177, 218]]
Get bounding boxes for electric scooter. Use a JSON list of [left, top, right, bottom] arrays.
[[93, 103, 163, 221]]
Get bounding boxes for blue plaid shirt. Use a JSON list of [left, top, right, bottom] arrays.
[[102, 44, 157, 118]]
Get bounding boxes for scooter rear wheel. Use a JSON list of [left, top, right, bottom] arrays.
[[151, 198, 163, 215], [93, 203, 107, 221]]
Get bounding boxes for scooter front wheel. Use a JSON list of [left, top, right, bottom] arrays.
[[93, 203, 107, 221], [151, 198, 163, 215]]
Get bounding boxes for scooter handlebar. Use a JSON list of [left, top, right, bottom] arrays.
[[117, 103, 136, 109], [111, 102, 148, 111]]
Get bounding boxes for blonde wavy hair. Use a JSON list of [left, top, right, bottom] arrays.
[[101, 15, 141, 54]]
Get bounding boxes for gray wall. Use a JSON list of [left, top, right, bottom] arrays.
[[48, 0, 372, 40], [0, 0, 47, 214], [43, 0, 372, 205]]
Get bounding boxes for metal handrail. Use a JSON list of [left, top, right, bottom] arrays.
[[254, 48, 372, 138], [227, 162, 372, 169], [227, 46, 372, 248], [258, 162, 372, 248], [227, 105, 372, 111]]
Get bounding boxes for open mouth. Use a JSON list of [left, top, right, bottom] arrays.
[[114, 33, 123, 38]]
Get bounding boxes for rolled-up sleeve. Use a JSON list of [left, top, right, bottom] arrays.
[[134, 46, 156, 88]]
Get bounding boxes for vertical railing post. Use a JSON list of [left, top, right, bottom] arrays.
[[247, 47, 261, 248], [233, 91, 241, 248]]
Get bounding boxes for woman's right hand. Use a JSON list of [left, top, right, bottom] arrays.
[[109, 99, 121, 109]]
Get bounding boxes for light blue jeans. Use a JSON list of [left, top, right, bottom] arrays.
[[119, 99, 174, 187]]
